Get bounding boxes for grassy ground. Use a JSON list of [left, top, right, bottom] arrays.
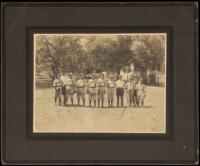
[[33, 86, 166, 133]]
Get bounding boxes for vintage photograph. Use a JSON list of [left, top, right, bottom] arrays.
[[33, 33, 166, 133]]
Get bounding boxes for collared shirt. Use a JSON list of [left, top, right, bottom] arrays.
[[53, 79, 63, 87], [67, 78, 73, 85], [60, 75, 70, 85], [107, 80, 116, 88], [98, 78, 106, 87], [76, 79, 85, 87], [116, 80, 125, 88], [88, 79, 96, 88]]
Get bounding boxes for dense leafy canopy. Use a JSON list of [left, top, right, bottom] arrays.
[[35, 34, 165, 79]]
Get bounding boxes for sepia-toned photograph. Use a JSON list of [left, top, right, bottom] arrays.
[[33, 33, 166, 133]]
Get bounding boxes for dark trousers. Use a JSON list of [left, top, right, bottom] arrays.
[[62, 86, 66, 105], [130, 90, 138, 107], [116, 88, 124, 107], [55, 87, 62, 105]]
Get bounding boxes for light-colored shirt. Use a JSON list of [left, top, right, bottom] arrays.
[[136, 83, 145, 92], [126, 81, 137, 90], [76, 79, 85, 87], [60, 75, 70, 85], [98, 78, 106, 87], [88, 79, 96, 88], [67, 78, 73, 85], [107, 80, 116, 88], [116, 80, 125, 88], [53, 79, 63, 87]]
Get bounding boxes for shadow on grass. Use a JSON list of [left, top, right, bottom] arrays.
[[143, 105, 154, 109], [55, 104, 154, 109]]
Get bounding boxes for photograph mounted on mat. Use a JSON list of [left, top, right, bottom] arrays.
[[2, 2, 197, 165]]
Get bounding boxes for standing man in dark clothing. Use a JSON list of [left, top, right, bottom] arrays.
[[115, 75, 125, 107]]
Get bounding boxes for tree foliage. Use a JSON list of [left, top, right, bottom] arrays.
[[35, 34, 165, 79]]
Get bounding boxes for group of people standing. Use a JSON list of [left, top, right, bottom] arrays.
[[53, 72, 146, 108]]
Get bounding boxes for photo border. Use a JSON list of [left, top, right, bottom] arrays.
[[26, 26, 173, 140]]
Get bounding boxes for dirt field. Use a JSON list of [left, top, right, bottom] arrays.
[[33, 86, 166, 133]]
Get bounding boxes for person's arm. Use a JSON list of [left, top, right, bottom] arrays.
[[106, 81, 109, 88], [123, 81, 126, 89], [124, 82, 128, 90], [136, 84, 139, 90]]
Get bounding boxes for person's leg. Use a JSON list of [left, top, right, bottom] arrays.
[[77, 90, 80, 106], [62, 86, 66, 105], [54, 90, 58, 104], [107, 89, 111, 107], [91, 93, 94, 107], [101, 93, 104, 107], [97, 93, 100, 107], [58, 91, 62, 106], [58, 96, 62, 105], [70, 93, 74, 106], [138, 96, 141, 107], [65, 90, 69, 105], [132, 90, 136, 107], [133, 96, 136, 107], [141, 95, 144, 107], [117, 96, 119, 107], [129, 91, 132, 107], [136, 90, 138, 107], [126, 91, 129, 107], [116, 88, 119, 107], [89, 94, 92, 107], [82, 93, 85, 106], [111, 89, 114, 107], [141, 99, 144, 107], [130, 91, 134, 107], [121, 95, 123, 107], [121, 88, 124, 107], [94, 94, 96, 107]]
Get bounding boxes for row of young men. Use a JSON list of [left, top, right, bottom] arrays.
[[53, 73, 146, 108]]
